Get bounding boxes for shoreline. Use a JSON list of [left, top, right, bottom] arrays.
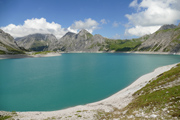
[[1, 63, 177, 120], [0, 52, 61, 60], [0, 51, 179, 60], [57, 51, 180, 55]]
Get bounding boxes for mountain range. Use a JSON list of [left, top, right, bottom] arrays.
[[0, 23, 180, 54]]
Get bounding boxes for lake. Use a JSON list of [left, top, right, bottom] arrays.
[[0, 53, 180, 111]]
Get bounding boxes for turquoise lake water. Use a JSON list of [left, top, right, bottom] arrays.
[[0, 53, 180, 111]]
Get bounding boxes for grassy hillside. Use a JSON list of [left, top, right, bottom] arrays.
[[95, 63, 180, 119], [101, 38, 143, 52]]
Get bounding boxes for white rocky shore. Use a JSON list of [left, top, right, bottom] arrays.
[[0, 63, 176, 120], [0, 52, 61, 60]]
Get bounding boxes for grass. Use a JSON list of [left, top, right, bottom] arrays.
[[134, 64, 180, 96], [155, 28, 173, 34], [0, 115, 12, 120], [32, 51, 52, 55], [104, 38, 142, 52], [86, 33, 93, 39], [0, 50, 6, 54], [125, 63, 180, 118], [77, 115, 82, 117]]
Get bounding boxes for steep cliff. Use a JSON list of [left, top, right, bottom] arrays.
[[0, 29, 24, 54]]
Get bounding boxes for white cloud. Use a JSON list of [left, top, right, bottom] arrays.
[[69, 18, 99, 33], [125, 25, 161, 36], [113, 34, 121, 39], [125, 0, 180, 36], [1, 18, 100, 38], [1, 18, 68, 38], [100, 19, 107, 24], [112, 21, 121, 27], [129, 0, 138, 8]]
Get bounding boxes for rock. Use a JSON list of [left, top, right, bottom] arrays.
[[137, 23, 180, 53], [0, 29, 23, 54], [15, 33, 58, 51], [50, 29, 106, 52], [157, 24, 177, 31]]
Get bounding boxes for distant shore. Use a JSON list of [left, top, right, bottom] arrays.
[[0, 51, 179, 60], [58, 51, 180, 55], [0, 52, 61, 60], [1, 63, 177, 120]]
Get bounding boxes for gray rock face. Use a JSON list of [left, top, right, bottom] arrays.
[[137, 24, 180, 53], [16, 33, 58, 51], [49, 29, 106, 52], [0, 29, 22, 54]]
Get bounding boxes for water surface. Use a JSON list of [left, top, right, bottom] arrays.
[[0, 53, 180, 111]]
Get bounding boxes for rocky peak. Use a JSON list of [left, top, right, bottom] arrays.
[[63, 32, 76, 37], [158, 24, 177, 31], [78, 29, 91, 36]]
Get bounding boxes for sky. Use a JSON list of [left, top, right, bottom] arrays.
[[0, 0, 180, 39]]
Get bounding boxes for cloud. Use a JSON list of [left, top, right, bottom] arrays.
[[100, 19, 107, 24], [1, 18, 68, 38], [1, 18, 100, 38], [113, 34, 121, 39], [69, 18, 99, 33], [112, 21, 121, 27], [129, 0, 138, 8], [125, 0, 180, 36], [125, 25, 161, 36]]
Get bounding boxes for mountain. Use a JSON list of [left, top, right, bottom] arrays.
[[15, 33, 58, 51], [3, 23, 180, 54], [157, 24, 177, 31], [0, 29, 24, 54], [49, 29, 106, 52], [137, 24, 180, 53]]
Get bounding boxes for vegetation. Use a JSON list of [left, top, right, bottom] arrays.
[[86, 33, 93, 39], [77, 115, 82, 117], [0, 50, 6, 54], [0, 115, 12, 120], [124, 63, 180, 118], [104, 38, 142, 52], [155, 28, 173, 34], [31, 51, 52, 55]]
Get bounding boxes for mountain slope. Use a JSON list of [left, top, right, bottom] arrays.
[[0, 29, 24, 54], [16, 33, 58, 51], [137, 24, 180, 53], [49, 29, 106, 52]]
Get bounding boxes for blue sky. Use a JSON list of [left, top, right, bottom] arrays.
[[0, 0, 180, 39]]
